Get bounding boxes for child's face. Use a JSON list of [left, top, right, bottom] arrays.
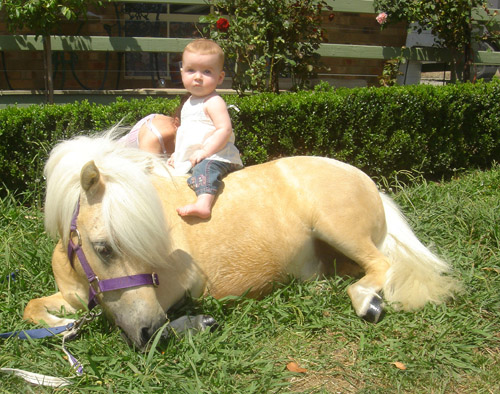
[[181, 51, 225, 98]]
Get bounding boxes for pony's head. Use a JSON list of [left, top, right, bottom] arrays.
[[44, 131, 173, 348]]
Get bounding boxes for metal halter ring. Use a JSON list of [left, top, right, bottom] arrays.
[[70, 228, 82, 247]]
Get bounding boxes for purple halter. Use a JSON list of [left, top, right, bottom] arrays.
[[67, 200, 159, 310]]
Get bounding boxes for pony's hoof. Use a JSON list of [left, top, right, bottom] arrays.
[[362, 295, 385, 323], [201, 315, 219, 332]]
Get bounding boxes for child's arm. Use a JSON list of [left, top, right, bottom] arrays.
[[138, 115, 177, 155], [189, 95, 232, 166]]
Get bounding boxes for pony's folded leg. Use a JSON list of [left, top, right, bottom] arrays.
[[342, 243, 392, 324], [23, 292, 77, 327]]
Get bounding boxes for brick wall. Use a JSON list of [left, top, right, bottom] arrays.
[[319, 12, 407, 87], [0, 5, 407, 91]]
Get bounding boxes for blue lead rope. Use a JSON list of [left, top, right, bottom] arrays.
[[0, 322, 80, 387], [0, 311, 101, 386], [0, 324, 74, 340], [0, 323, 84, 374]]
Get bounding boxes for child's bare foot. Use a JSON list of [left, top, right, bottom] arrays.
[[176, 203, 211, 219], [177, 194, 214, 219]]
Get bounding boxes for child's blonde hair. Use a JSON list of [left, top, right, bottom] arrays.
[[183, 39, 225, 69]]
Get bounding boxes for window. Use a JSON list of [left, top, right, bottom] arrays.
[[123, 2, 209, 86]]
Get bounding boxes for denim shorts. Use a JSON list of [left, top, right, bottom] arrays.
[[187, 159, 242, 196]]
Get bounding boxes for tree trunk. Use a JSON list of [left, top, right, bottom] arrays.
[[463, 42, 473, 82], [462, 6, 473, 82], [43, 35, 54, 104]]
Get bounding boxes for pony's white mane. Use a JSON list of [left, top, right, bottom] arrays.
[[44, 128, 173, 268]]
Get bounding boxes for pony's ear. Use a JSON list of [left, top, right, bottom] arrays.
[[81, 160, 101, 193]]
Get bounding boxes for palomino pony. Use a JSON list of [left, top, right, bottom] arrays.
[[24, 131, 459, 349]]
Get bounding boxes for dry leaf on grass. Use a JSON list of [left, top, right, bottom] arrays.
[[287, 361, 308, 373], [392, 361, 407, 370], [482, 267, 500, 274]]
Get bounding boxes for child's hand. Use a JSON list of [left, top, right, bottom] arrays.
[[189, 149, 208, 166], [167, 156, 175, 167]]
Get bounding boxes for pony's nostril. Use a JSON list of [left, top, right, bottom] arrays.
[[141, 326, 153, 344]]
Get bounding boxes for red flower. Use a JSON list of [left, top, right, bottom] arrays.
[[216, 18, 230, 33]]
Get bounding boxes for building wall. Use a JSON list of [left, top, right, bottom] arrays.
[[319, 12, 407, 87], [0, 4, 407, 91]]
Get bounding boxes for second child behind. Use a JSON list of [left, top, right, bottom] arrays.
[[168, 39, 243, 219]]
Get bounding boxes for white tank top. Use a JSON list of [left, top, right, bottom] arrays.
[[172, 95, 242, 175]]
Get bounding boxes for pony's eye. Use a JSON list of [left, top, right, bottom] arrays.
[[93, 241, 114, 261]]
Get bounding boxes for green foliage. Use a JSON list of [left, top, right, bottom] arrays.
[[0, 0, 108, 36], [1, 166, 499, 392], [231, 81, 499, 178], [379, 54, 407, 87], [200, 0, 332, 93], [373, 0, 499, 82], [1, 81, 499, 200]]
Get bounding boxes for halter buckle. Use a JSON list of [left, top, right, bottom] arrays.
[[89, 276, 101, 294], [152, 273, 159, 287]]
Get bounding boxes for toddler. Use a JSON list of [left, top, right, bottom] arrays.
[[168, 39, 243, 219]]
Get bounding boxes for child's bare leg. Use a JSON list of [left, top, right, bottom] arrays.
[[177, 193, 215, 219]]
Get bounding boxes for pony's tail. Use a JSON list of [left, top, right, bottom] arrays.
[[379, 193, 461, 311]]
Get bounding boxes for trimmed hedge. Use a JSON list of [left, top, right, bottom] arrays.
[[1, 81, 499, 198], [0, 97, 178, 199], [229, 81, 499, 177]]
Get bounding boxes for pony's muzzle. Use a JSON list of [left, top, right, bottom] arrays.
[[113, 309, 167, 350]]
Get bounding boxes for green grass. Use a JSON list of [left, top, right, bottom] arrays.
[[1, 165, 499, 393]]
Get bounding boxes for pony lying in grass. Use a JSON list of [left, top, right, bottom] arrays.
[[24, 131, 460, 349]]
